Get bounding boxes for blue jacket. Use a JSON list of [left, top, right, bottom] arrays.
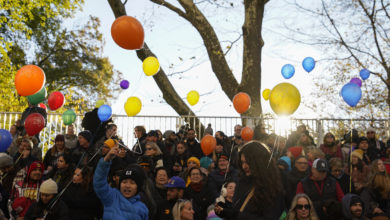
[[93, 158, 148, 220]]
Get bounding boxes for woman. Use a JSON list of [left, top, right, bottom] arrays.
[[286, 194, 319, 220], [286, 156, 310, 205], [43, 134, 70, 173], [172, 200, 194, 220], [183, 167, 214, 220], [47, 154, 74, 191], [154, 167, 169, 200], [320, 132, 343, 161], [368, 159, 389, 180], [212, 139, 226, 162], [173, 142, 190, 168], [306, 148, 324, 167], [360, 173, 390, 218], [215, 131, 231, 153], [215, 181, 236, 219], [344, 149, 370, 192], [180, 157, 200, 187], [145, 142, 164, 171], [296, 131, 315, 155], [328, 157, 354, 194], [62, 166, 102, 220], [231, 141, 285, 219]]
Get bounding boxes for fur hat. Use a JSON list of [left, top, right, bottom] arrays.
[[40, 179, 58, 194]]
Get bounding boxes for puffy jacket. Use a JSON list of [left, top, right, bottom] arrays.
[[93, 158, 148, 220]]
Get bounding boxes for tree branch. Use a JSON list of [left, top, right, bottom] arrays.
[[150, 0, 187, 18]]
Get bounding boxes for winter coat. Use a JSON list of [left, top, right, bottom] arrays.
[[320, 144, 343, 161], [341, 193, 367, 220], [93, 158, 148, 220], [285, 167, 309, 205], [344, 164, 370, 191], [43, 148, 70, 169], [183, 181, 214, 220], [360, 187, 390, 218], [208, 167, 239, 199], [330, 172, 355, 194], [62, 182, 102, 220], [71, 144, 99, 169], [47, 165, 74, 191], [187, 140, 204, 159], [155, 199, 176, 220], [64, 134, 78, 150], [216, 200, 234, 219], [24, 199, 69, 220]]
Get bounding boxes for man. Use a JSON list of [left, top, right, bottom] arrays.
[[24, 178, 69, 220], [296, 158, 344, 220], [156, 176, 186, 220], [342, 193, 367, 220], [186, 128, 203, 159], [366, 127, 385, 160], [357, 137, 371, 165], [11, 161, 44, 218], [163, 130, 177, 155], [132, 126, 147, 155], [208, 153, 239, 199], [64, 124, 78, 150], [71, 130, 99, 168], [93, 146, 148, 220]]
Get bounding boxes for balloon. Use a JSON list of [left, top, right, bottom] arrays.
[[98, 105, 112, 122], [200, 135, 216, 156], [281, 64, 295, 79], [111, 16, 144, 50], [302, 57, 315, 72], [48, 91, 65, 111], [120, 80, 129, 89], [269, 83, 301, 116], [96, 99, 105, 108], [38, 103, 47, 110], [187, 90, 200, 106], [124, 96, 142, 117], [233, 92, 251, 114], [360, 69, 370, 80], [350, 77, 362, 87], [241, 127, 254, 141], [262, 89, 271, 101], [341, 83, 362, 107], [24, 113, 45, 136], [27, 87, 46, 105], [0, 129, 12, 152], [15, 65, 46, 96], [143, 57, 160, 76], [62, 109, 76, 125]]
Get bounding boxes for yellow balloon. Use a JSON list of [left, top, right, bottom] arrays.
[[142, 57, 160, 76], [96, 99, 104, 108], [187, 90, 199, 106], [269, 83, 301, 116], [124, 96, 142, 116], [262, 89, 271, 101]]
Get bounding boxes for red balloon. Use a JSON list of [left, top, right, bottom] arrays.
[[201, 135, 216, 156], [38, 103, 47, 110], [48, 91, 65, 111], [233, 92, 251, 114], [241, 126, 254, 141], [111, 16, 144, 50], [24, 113, 45, 136]]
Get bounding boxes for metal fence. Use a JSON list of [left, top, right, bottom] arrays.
[[1, 112, 389, 150]]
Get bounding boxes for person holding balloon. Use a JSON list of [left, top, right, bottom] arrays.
[[20, 102, 47, 139], [43, 134, 70, 174], [13, 138, 38, 172], [71, 130, 99, 169]]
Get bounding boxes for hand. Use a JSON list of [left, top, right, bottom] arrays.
[[373, 207, 383, 214], [22, 149, 30, 158], [104, 146, 119, 162], [47, 166, 53, 172], [214, 204, 223, 214]]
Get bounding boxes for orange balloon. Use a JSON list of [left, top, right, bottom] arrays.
[[241, 126, 254, 141], [200, 135, 216, 156], [14, 65, 45, 96], [111, 16, 144, 50], [233, 92, 251, 114]]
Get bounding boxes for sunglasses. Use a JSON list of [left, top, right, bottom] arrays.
[[296, 204, 310, 210]]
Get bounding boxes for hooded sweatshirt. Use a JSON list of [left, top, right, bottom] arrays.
[[342, 193, 366, 220]]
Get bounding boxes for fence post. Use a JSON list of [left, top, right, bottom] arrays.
[[316, 119, 322, 148]]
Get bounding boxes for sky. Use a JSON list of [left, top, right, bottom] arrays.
[[66, 0, 331, 119]]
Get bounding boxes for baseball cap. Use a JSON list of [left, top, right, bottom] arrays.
[[164, 176, 185, 189], [312, 158, 329, 172]]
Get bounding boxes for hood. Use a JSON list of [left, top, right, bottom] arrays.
[[342, 193, 365, 220]]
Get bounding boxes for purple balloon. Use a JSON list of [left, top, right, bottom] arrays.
[[120, 80, 129, 89], [350, 77, 362, 87]]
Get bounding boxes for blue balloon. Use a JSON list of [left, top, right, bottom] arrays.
[[359, 69, 370, 80], [341, 83, 362, 107], [0, 129, 12, 152], [302, 57, 315, 72], [98, 105, 112, 122], [281, 64, 295, 79]]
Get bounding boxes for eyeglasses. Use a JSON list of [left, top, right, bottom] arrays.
[[296, 204, 310, 210]]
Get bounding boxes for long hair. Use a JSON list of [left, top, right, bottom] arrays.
[[172, 200, 192, 220], [239, 141, 283, 211], [145, 142, 162, 156], [368, 173, 390, 199], [368, 159, 389, 180], [78, 166, 93, 192], [286, 194, 319, 220]]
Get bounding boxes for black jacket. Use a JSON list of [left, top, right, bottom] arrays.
[[24, 199, 69, 220], [208, 167, 239, 199], [187, 140, 204, 159], [285, 167, 309, 205], [155, 199, 176, 220], [184, 181, 214, 220]]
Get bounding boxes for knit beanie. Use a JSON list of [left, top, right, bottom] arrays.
[[54, 134, 65, 142], [119, 164, 145, 194], [104, 139, 117, 149], [187, 157, 200, 167], [278, 156, 292, 171], [200, 157, 213, 169], [40, 179, 58, 194], [78, 130, 92, 142], [28, 161, 44, 175], [352, 149, 364, 160], [0, 153, 13, 168]]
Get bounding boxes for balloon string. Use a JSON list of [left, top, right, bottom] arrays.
[[267, 135, 279, 168], [349, 113, 353, 193]]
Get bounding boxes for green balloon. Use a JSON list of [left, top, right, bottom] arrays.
[[27, 87, 47, 105], [62, 109, 76, 125]]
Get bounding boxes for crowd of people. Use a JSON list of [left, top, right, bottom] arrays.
[[0, 108, 390, 220]]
